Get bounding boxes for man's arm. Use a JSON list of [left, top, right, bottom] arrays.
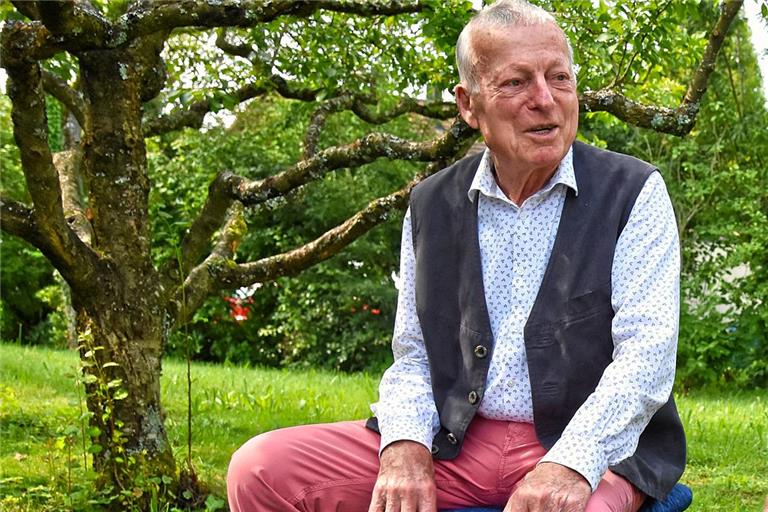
[[538, 170, 680, 488], [368, 208, 442, 511]]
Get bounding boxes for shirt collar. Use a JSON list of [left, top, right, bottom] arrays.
[[468, 146, 578, 203]]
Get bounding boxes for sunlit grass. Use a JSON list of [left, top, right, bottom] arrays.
[[1, 343, 766, 510]]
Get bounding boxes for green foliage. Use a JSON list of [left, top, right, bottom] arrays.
[[149, 91, 434, 371], [0, 84, 62, 346], [2, 343, 767, 510], [579, 13, 768, 387]]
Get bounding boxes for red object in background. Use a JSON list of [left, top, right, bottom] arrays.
[[224, 296, 253, 322]]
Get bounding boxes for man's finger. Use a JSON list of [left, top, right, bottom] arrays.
[[368, 487, 387, 512], [383, 490, 400, 512], [417, 488, 437, 512]]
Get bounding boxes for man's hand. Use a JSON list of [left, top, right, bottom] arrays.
[[368, 440, 437, 512], [504, 462, 591, 512]]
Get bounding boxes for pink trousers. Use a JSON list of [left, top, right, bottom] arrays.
[[227, 416, 645, 512]]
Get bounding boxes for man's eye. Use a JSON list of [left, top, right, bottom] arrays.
[[506, 79, 522, 87], [554, 74, 569, 81]]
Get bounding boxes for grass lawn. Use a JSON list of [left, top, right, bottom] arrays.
[[1, 342, 766, 511]]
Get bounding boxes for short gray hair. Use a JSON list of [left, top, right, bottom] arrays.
[[456, 0, 574, 92]]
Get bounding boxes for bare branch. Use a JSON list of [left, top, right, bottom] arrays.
[[159, 172, 237, 286], [221, 183, 412, 286], [0, 195, 41, 245], [53, 147, 94, 245], [683, 0, 744, 106], [4, 58, 97, 287], [41, 69, 86, 129], [171, 203, 246, 325], [215, 28, 253, 59], [303, 95, 355, 158], [2, 0, 425, 63], [304, 95, 456, 157], [10, 1, 41, 20], [37, 0, 112, 49], [120, 0, 426, 41], [143, 83, 268, 136], [231, 118, 477, 206], [579, 90, 699, 136], [207, 147, 473, 294], [163, 118, 475, 292], [350, 97, 456, 124], [581, 0, 743, 137], [170, 118, 475, 321]]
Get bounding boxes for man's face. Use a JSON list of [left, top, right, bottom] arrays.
[[456, 23, 579, 176]]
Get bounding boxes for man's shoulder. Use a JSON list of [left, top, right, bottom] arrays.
[[573, 140, 657, 177], [412, 151, 484, 202]]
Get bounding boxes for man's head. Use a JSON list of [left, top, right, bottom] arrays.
[[455, 0, 579, 178]]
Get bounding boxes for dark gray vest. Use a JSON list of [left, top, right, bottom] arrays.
[[367, 141, 685, 500]]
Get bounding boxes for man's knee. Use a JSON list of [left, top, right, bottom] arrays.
[[585, 470, 645, 512], [227, 430, 291, 499]]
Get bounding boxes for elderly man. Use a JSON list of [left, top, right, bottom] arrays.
[[227, 1, 685, 511]]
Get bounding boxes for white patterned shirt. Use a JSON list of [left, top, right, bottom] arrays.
[[370, 147, 680, 491]]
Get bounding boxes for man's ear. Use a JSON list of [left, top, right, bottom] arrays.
[[455, 83, 479, 129]]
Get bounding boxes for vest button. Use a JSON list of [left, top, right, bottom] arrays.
[[430, 444, 439, 455], [468, 390, 479, 404], [474, 345, 488, 358], [446, 433, 457, 445]]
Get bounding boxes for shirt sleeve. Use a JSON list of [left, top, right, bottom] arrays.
[[369, 208, 442, 454], [539, 171, 680, 490]]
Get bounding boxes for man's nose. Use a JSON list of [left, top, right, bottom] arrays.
[[528, 76, 555, 109]]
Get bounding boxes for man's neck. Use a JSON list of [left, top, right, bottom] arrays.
[[491, 155, 559, 206]]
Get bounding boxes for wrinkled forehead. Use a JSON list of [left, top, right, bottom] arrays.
[[469, 22, 571, 73]]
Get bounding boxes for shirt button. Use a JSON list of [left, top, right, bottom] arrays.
[[430, 444, 439, 455], [474, 345, 488, 358], [468, 390, 479, 404], [446, 433, 458, 445]]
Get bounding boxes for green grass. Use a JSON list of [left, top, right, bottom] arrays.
[[1, 343, 766, 511]]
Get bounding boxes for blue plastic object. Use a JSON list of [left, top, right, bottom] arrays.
[[442, 483, 692, 512]]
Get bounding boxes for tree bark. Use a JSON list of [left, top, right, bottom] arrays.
[[70, 37, 181, 504], [75, 299, 176, 504]]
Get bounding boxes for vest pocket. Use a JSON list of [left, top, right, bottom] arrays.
[[563, 282, 612, 322]]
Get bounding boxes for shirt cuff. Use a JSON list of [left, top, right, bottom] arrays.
[[377, 417, 435, 457], [539, 439, 607, 491]]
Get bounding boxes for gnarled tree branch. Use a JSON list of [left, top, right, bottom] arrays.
[[580, 0, 743, 136], [683, 0, 743, 106], [41, 69, 86, 129], [0, 195, 41, 245], [171, 159, 449, 323], [120, 0, 425, 42], [3, 0, 426, 64], [10, 1, 40, 21], [162, 117, 476, 292], [171, 202, 246, 325], [37, 0, 111, 46], [230, 117, 476, 206], [579, 90, 699, 136], [159, 171, 237, 287], [3, 58, 98, 290]]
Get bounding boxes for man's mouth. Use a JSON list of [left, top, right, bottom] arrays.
[[527, 124, 558, 134]]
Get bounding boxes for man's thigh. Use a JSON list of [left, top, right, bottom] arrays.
[[227, 420, 382, 511], [227, 417, 641, 512], [227, 416, 542, 511]]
